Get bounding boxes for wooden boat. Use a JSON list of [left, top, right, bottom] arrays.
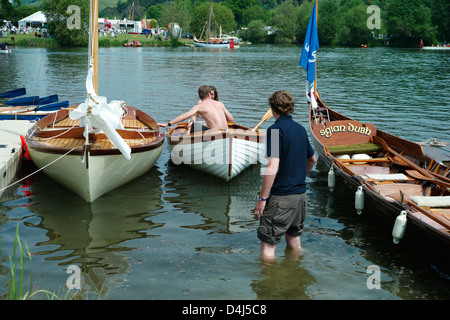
[[124, 39, 141, 47], [302, 0, 450, 257], [193, 0, 236, 49], [309, 94, 450, 256], [165, 121, 265, 181], [25, 0, 164, 202], [25, 106, 164, 202]]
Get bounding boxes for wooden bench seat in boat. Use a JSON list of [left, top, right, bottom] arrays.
[[349, 165, 390, 175], [410, 196, 450, 208], [327, 142, 383, 155], [372, 183, 423, 198]]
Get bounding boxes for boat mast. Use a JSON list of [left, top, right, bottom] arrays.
[[207, 0, 213, 41], [89, 0, 99, 95]]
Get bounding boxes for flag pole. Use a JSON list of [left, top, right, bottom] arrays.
[[314, 0, 318, 96]]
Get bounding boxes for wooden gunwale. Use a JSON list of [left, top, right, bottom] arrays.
[[27, 105, 164, 156], [166, 122, 263, 146], [310, 95, 450, 249]]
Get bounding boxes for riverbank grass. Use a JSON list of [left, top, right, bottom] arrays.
[[1, 33, 192, 48]]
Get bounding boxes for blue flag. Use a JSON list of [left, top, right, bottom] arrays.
[[300, 3, 319, 84]]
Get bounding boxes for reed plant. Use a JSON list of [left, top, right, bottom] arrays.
[[1, 225, 72, 300]]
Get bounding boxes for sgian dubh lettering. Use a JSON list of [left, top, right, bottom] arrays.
[[320, 122, 372, 138]]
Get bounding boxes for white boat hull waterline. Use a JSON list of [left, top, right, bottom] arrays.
[[28, 143, 163, 202], [167, 124, 265, 181]]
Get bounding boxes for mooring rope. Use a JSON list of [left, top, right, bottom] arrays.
[[0, 146, 79, 193]]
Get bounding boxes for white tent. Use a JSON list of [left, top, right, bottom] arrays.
[[18, 11, 46, 28]]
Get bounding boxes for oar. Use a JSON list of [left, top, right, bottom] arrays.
[[16, 101, 69, 114], [1, 94, 58, 111], [0, 87, 26, 99], [37, 94, 59, 106], [374, 136, 450, 189], [3, 95, 40, 106], [251, 108, 273, 131]]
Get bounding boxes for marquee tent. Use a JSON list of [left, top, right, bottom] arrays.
[[18, 11, 46, 28]]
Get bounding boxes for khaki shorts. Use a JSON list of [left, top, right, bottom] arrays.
[[257, 193, 308, 245]]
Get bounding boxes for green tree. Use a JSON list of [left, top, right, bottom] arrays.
[[146, 3, 165, 23], [240, 19, 267, 43], [190, 1, 236, 38], [337, 4, 371, 45], [159, 0, 192, 30], [223, 0, 260, 27], [318, 0, 339, 45], [43, 0, 90, 47], [385, 0, 436, 46], [0, 0, 19, 20], [241, 4, 266, 27], [270, 0, 299, 44]]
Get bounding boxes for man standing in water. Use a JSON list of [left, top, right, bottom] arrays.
[[254, 90, 316, 260], [158, 85, 233, 131]]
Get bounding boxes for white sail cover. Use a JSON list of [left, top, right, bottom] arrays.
[[69, 68, 132, 160]]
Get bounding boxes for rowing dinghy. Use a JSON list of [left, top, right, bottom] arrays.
[[165, 122, 265, 181], [26, 106, 164, 202], [302, 1, 450, 257], [24, 0, 164, 202]]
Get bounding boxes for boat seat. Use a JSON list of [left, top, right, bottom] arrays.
[[364, 173, 412, 182], [410, 196, 450, 208], [327, 142, 383, 155], [373, 183, 423, 198], [350, 165, 390, 175]]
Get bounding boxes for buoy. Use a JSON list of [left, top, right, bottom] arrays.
[[355, 186, 364, 215], [392, 211, 407, 244], [328, 166, 336, 191], [20, 135, 31, 161]]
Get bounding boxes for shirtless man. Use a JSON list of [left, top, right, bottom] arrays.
[[158, 85, 233, 130]]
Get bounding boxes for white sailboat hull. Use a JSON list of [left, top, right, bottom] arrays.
[[193, 39, 232, 49], [169, 135, 263, 181], [29, 144, 163, 202]]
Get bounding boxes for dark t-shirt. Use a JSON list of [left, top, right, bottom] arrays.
[[266, 114, 315, 195]]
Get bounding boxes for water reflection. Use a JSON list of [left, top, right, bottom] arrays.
[[24, 168, 163, 297], [251, 255, 316, 300], [164, 160, 261, 234]]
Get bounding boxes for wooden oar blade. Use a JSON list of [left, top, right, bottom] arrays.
[[0, 87, 26, 99], [4, 96, 40, 106]]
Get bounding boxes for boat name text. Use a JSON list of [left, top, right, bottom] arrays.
[[320, 123, 372, 138]]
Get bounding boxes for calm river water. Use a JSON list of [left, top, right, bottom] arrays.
[[0, 45, 449, 300]]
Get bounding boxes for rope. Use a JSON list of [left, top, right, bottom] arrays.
[[0, 146, 79, 193]]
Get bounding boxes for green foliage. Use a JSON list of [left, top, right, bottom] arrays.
[[43, 0, 90, 47], [191, 2, 235, 37], [158, 0, 192, 31], [270, 0, 299, 44], [338, 4, 372, 46], [240, 19, 267, 43], [385, 0, 436, 45], [3, 0, 449, 46]]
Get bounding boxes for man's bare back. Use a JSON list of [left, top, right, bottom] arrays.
[[158, 85, 233, 130], [195, 98, 232, 129]]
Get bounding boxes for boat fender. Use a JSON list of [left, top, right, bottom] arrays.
[[392, 211, 407, 244], [355, 186, 364, 215], [328, 166, 336, 191], [20, 135, 31, 161]]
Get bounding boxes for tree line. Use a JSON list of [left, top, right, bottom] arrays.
[[1, 0, 448, 47]]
